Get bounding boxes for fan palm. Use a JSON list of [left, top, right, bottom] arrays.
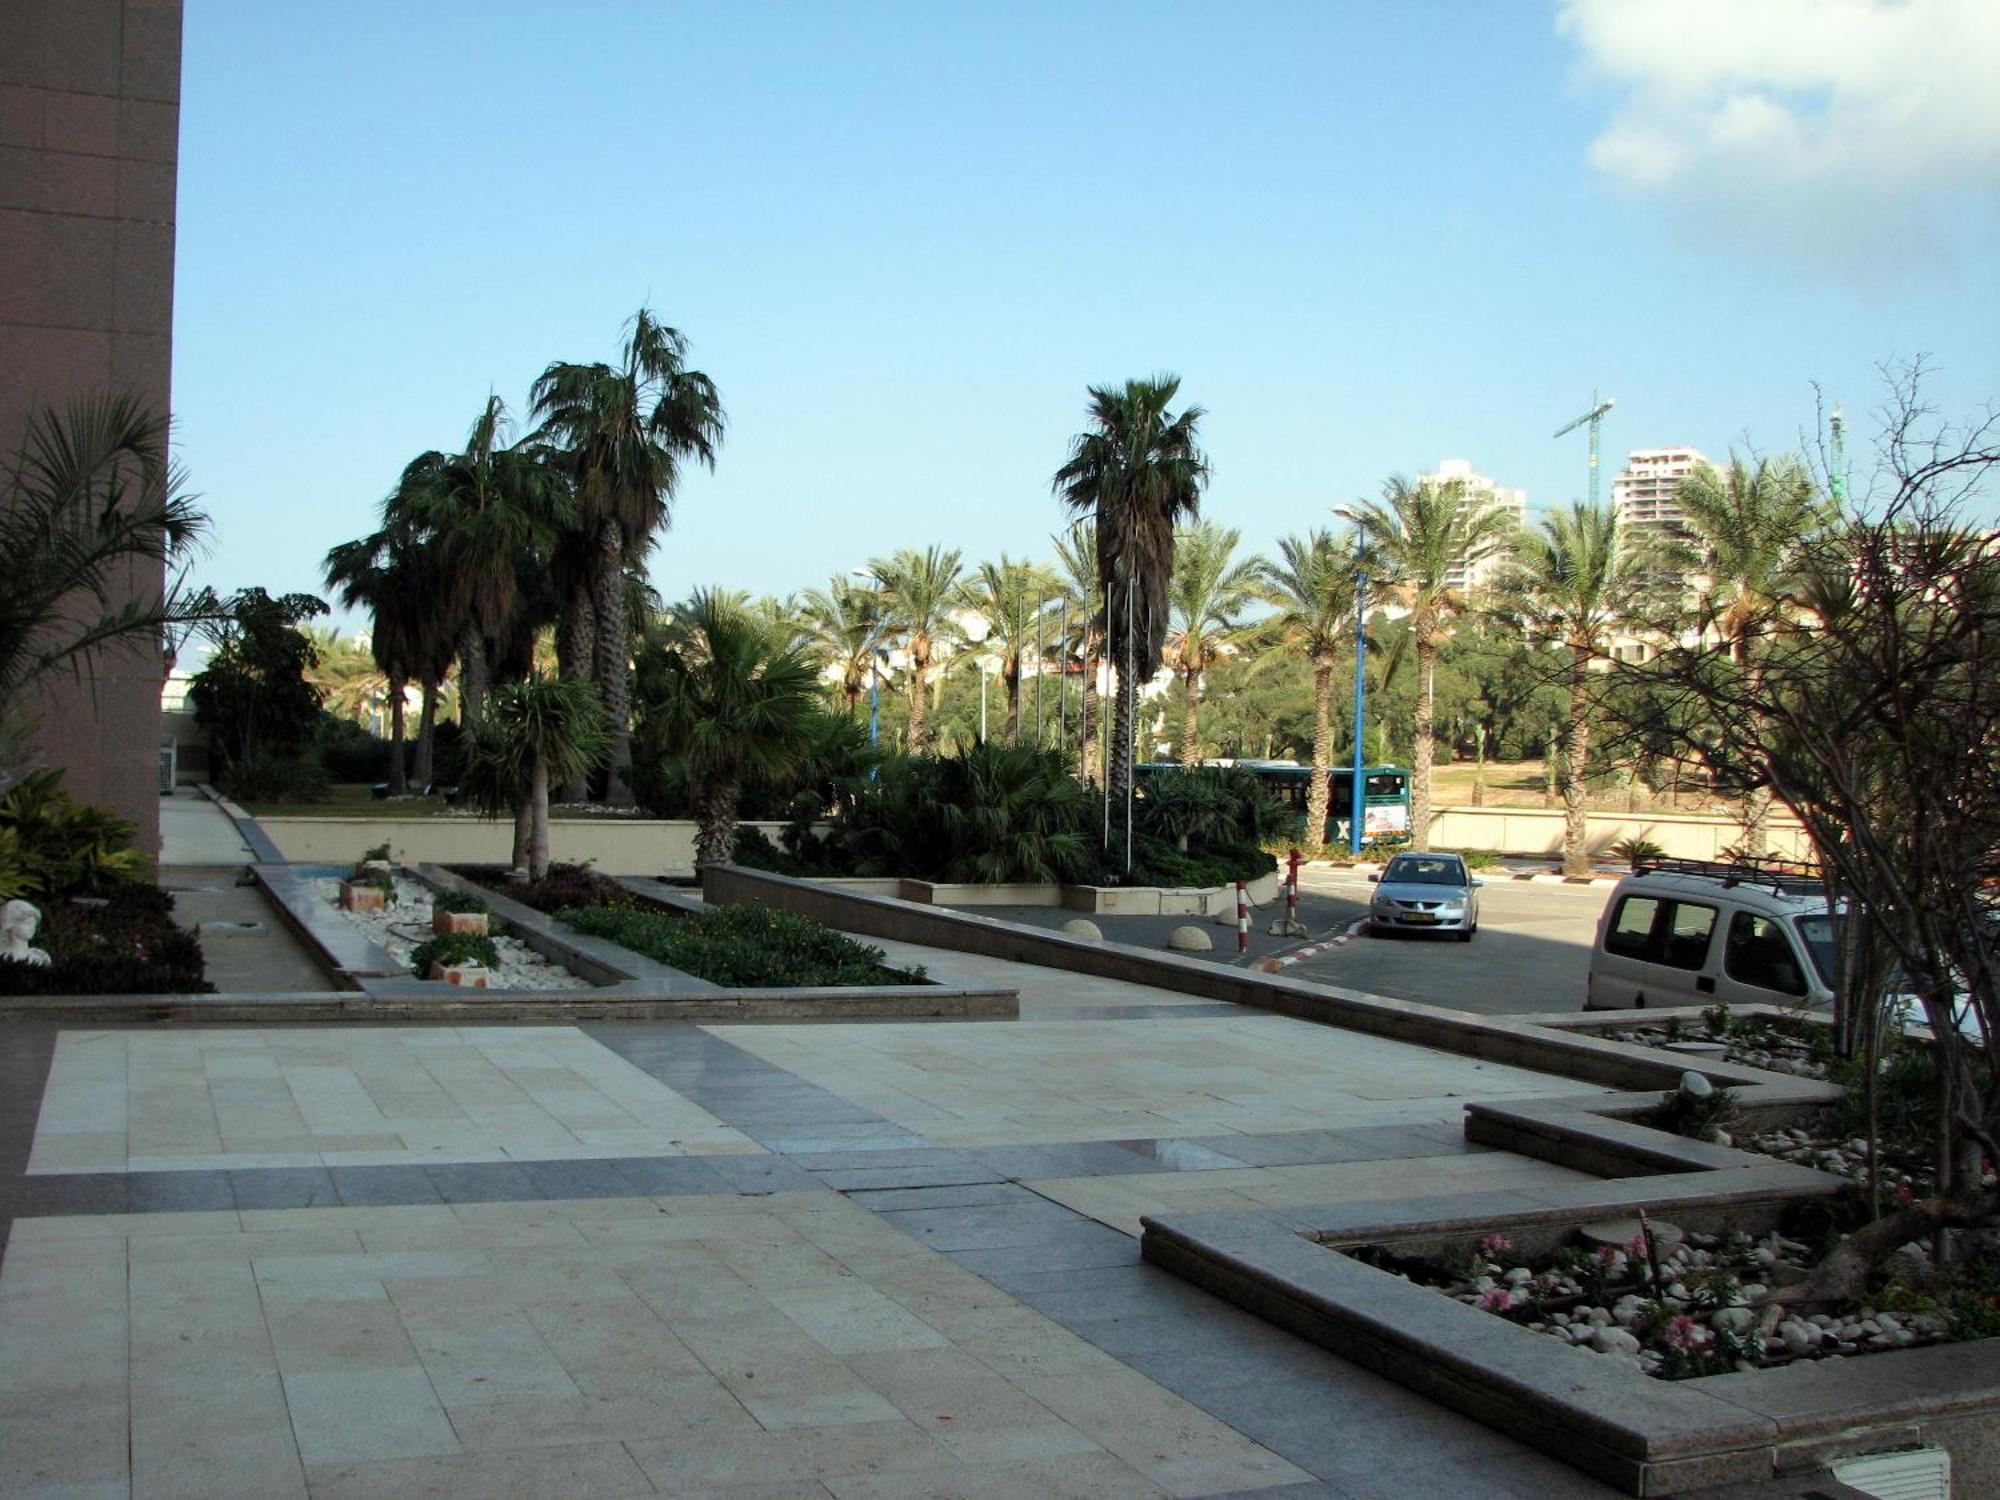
[[303, 626, 388, 727], [1051, 521, 1101, 783], [474, 676, 608, 879], [868, 545, 966, 750], [1052, 375, 1209, 825], [965, 555, 1057, 745], [1671, 455, 1831, 853], [323, 522, 449, 795], [530, 308, 725, 806], [1496, 503, 1661, 875], [634, 589, 822, 869], [393, 396, 569, 727], [1349, 476, 1516, 850], [1258, 529, 1361, 847], [0, 395, 209, 783], [1163, 522, 1262, 767], [800, 576, 889, 719]]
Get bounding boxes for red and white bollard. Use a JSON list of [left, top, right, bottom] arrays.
[[1287, 847, 1302, 929], [1236, 880, 1249, 954]]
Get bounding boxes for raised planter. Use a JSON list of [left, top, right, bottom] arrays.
[[337, 880, 387, 913], [430, 909, 490, 937]]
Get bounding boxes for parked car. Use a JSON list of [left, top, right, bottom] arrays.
[[1585, 860, 1832, 1011], [1366, 853, 1481, 940]]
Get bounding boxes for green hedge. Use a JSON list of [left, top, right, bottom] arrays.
[[0, 885, 209, 996], [409, 931, 500, 978], [558, 903, 921, 988]]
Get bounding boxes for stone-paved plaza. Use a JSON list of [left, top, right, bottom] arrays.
[[0, 934, 1653, 1500]]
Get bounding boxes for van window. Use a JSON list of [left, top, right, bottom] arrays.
[[1725, 912, 1807, 996], [1662, 902, 1718, 970], [1606, 897, 1660, 959]]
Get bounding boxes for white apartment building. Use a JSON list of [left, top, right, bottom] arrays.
[[1612, 447, 1710, 536], [1420, 458, 1528, 593]]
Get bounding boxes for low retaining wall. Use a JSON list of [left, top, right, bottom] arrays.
[[1429, 805, 1810, 863], [252, 816, 799, 877], [809, 871, 1284, 916]]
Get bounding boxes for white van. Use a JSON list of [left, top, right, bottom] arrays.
[[1584, 861, 1836, 1012]]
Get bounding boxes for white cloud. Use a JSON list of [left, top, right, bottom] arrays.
[[1559, 0, 2000, 259]]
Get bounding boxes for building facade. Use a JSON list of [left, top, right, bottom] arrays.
[[0, 0, 182, 853], [1419, 458, 1528, 594], [1611, 447, 1710, 538]]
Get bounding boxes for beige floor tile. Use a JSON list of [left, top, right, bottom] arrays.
[[283, 1366, 462, 1467], [132, 1366, 306, 1499], [443, 1379, 760, 1452], [267, 1298, 423, 1375], [0, 1383, 130, 1495], [625, 1416, 950, 1490], [302, 1440, 655, 1500], [820, 1450, 1171, 1500]]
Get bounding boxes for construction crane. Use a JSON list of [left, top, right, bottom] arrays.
[[1553, 392, 1616, 509]]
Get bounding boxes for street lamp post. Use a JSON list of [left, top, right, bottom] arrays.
[[1333, 506, 1369, 856]]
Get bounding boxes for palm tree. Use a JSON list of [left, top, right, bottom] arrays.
[[635, 590, 822, 869], [322, 522, 444, 795], [1051, 521, 1101, 783], [1671, 455, 1830, 854], [303, 626, 388, 727], [1163, 522, 1261, 766], [1, 395, 209, 782], [1497, 503, 1659, 875], [1259, 529, 1360, 847], [477, 676, 608, 879], [393, 396, 568, 728], [868, 545, 965, 750], [531, 308, 725, 806], [800, 576, 888, 719], [1052, 375, 1210, 825], [965, 555, 1057, 745], [1349, 476, 1517, 851]]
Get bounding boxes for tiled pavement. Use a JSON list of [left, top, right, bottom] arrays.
[[0, 950, 1636, 1498]]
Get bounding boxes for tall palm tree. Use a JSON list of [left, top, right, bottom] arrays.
[[303, 626, 388, 727], [530, 308, 725, 806], [476, 676, 608, 879], [1052, 375, 1209, 823], [1163, 522, 1262, 766], [394, 397, 568, 728], [1259, 529, 1361, 848], [1350, 475, 1516, 850], [801, 576, 888, 719], [1051, 521, 1101, 783], [868, 545, 965, 750], [1497, 503, 1659, 875], [965, 555, 1057, 745], [1671, 455, 1830, 854], [635, 590, 822, 869], [323, 521, 449, 795]]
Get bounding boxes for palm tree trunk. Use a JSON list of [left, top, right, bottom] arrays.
[[1562, 652, 1592, 877], [1109, 669, 1135, 860], [387, 676, 408, 796], [693, 779, 737, 869], [458, 622, 488, 729], [511, 795, 532, 873], [1472, 723, 1488, 807], [590, 519, 635, 807], [1005, 663, 1020, 746], [1080, 629, 1099, 785], [1411, 624, 1437, 851], [413, 672, 439, 789], [1307, 657, 1333, 848], [528, 755, 551, 879], [1179, 666, 1201, 768], [556, 584, 594, 801], [907, 639, 931, 749]]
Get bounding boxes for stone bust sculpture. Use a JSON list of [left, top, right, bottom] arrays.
[[0, 899, 52, 967]]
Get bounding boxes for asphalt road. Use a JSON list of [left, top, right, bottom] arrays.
[[955, 868, 1614, 1019]]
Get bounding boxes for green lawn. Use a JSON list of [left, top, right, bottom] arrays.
[[239, 784, 652, 821]]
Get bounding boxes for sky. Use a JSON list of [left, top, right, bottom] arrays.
[[171, 1, 2000, 623]]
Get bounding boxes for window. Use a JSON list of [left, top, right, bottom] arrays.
[[1725, 912, 1807, 996], [1661, 902, 1718, 970], [1605, 897, 1659, 959]]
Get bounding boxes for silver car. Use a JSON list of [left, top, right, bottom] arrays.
[[1367, 853, 1482, 940]]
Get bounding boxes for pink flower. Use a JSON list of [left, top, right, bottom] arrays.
[[1478, 1287, 1515, 1313], [1663, 1314, 1707, 1353], [1475, 1233, 1513, 1259]]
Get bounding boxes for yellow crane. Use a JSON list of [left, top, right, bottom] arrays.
[[1554, 393, 1616, 509]]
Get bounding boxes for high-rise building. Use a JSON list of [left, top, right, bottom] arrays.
[[1612, 448, 1710, 537], [1419, 458, 1528, 593]]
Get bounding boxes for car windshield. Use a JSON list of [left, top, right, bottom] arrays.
[[1794, 913, 1839, 987], [1384, 858, 1465, 886]]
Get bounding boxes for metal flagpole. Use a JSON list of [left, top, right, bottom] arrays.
[[1033, 597, 1045, 746]]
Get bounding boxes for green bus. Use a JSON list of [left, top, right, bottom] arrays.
[[1134, 760, 1413, 846]]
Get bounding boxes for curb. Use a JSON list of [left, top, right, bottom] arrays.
[[1255, 918, 1370, 972], [1516, 872, 1624, 888]]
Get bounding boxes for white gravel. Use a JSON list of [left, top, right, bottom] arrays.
[[316, 876, 591, 989]]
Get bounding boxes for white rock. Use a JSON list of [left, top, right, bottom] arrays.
[[1779, 1320, 1820, 1355], [1711, 1307, 1755, 1335], [1503, 1267, 1533, 1286], [1678, 1070, 1714, 1098], [1590, 1326, 1641, 1356]]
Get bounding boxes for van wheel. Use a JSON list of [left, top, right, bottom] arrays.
[[1457, 927, 1475, 943]]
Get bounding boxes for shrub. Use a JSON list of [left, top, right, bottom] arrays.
[[835, 745, 1095, 885], [429, 889, 489, 916], [313, 713, 389, 782], [466, 862, 635, 914], [1610, 835, 1666, 871], [408, 931, 499, 978], [0, 884, 208, 995], [222, 753, 330, 805], [731, 824, 826, 877], [0, 769, 144, 900], [559, 902, 920, 987]]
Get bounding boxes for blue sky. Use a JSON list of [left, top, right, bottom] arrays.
[[171, 2, 2000, 619]]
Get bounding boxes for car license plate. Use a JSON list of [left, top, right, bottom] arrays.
[[1403, 912, 1437, 925]]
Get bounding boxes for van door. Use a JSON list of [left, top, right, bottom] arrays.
[[1592, 893, 1721, 1009], [1713, 910, 1816, 1008]]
